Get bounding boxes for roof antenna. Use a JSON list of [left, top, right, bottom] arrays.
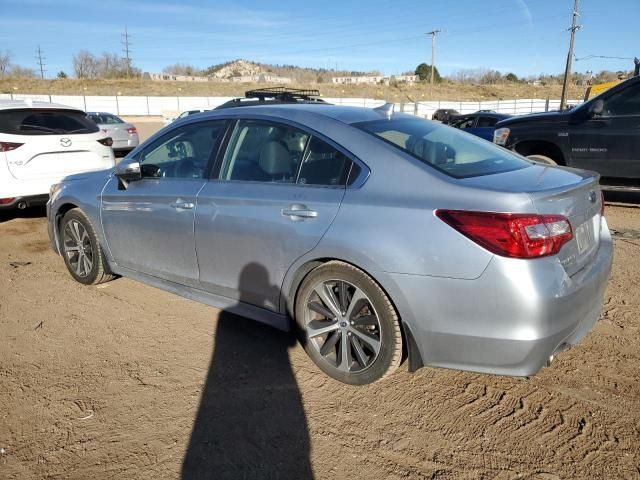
[[373, 102, 395, 119]]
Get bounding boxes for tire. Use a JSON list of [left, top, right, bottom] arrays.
[[60, 208, 115, 285], [527, 154, 558, 166], [295, 261, 402, 385]]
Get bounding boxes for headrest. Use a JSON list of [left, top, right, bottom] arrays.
[[259, 141, 290, 175]]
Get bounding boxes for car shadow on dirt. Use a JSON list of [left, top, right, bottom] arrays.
[[181, 262, 313, 480], [0, 206, 47, 224]]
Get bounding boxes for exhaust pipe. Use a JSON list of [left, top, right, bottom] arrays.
[[16, 201, 27, 210]]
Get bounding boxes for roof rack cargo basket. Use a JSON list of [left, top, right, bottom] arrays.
[[244, 87, 321, 101]]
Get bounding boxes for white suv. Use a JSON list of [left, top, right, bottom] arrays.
[[0, 100, 115, 210]]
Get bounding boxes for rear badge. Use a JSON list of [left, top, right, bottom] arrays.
[[589, 191, 597, 204], [60, 138, 72, 147]]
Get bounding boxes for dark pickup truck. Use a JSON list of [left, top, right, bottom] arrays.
[[494, 75, 640, 184]]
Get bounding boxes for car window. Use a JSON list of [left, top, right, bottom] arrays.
[[297, 137, 351, 186], [0, 109, 99, 135], [602, 84, 640, 116], [450, 116, 475, 129], [220, 120, 309, 183], [355, 117, 531, 178], [476, 116, 498, 128], [139, 120, 225, 179]]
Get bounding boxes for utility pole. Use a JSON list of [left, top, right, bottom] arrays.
[[426, 30, 441, 85], [35, 45, 45, 79], [560, 0, 581, 110], [121, 26, 132, 78]]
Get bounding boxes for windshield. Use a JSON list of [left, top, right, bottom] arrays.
[[355, 117, 531, 178]]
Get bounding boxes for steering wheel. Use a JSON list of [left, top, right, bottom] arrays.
[[176, 158, 202, 179]]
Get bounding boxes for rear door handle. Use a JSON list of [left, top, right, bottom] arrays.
[[282, 204, 318, 219], [170, 202, 195, 210]]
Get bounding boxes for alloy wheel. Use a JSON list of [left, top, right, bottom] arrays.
[[63, 219, 94, 278], [304, 279, 382, 373]]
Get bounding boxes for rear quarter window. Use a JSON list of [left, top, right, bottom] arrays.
[[0, 109, 100, 135], [355, 117, 531, 178]]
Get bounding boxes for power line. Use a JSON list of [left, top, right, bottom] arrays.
[[560, 0, 581, 111], [35, 45, 46, 79], [121, 26, 132, 78]]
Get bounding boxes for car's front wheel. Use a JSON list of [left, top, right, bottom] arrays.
[[60, 209, 115, 285], [295, 261, 403, 385]]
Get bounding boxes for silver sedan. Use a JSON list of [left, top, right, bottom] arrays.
[[47, 104, 612, 385], [87, 112, 139, 155]]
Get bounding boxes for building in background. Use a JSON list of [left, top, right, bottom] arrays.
[[332, 74, 417, 85]]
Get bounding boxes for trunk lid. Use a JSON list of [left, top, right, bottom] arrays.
[[5, 132, 114, 181], [460, 164, 603, 276]]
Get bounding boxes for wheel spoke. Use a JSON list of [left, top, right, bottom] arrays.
[[338, 331, 352, 372], [80, 228, 89, 243], [351, 327, 381, 354], [351, 315, 377, 327], [64, 245, 80, 253], [308, 301, 336, 320], [72, 221, 83, 244], [75, 253, 84, 275], [320, 330, 341, 357], [350, 336, 370, 368], [314, 283, 341, 318], [345, 287, 367, 320], [338, 281, 348, 313], [307, 319, 340, 338], [82, 255, 92, 275]]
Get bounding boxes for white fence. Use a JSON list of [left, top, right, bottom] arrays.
[[0, 93, 582, 119]]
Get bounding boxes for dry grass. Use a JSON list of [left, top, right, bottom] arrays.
[[0, 78, 586, 102]]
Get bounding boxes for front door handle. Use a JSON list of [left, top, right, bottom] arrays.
[[282, 204, 318, 220], [170, 202, 195, 210]]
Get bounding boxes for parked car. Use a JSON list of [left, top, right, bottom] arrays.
[[0, 100, 115, 210], [494, 75, 640, 183], [448, 112, 512, 141], [87, 112, 139, 155], [431, 108, 459, 123], [47, 101, 612, 385], [163, 107, 215, 126]]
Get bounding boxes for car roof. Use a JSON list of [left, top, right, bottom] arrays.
[[198, 103, 414, 125], [0, 99, 83, 112]]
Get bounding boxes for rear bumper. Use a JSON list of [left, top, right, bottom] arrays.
[[0, 194, 49, 210], [112, 135, 139, 152], [387, 217, 613, 377]]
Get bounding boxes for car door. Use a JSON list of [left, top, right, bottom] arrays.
[[569, 82, 640, 178], [195, 119, 356, 312], [101, 119, 227, 286]]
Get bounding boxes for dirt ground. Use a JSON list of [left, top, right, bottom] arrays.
[[1, 172, 639, 478]]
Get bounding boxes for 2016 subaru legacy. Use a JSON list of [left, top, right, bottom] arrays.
[[47, 104, 613, 385]]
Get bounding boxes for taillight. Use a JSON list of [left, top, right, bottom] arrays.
[[600, 191, 605, 216], [0, 142, 23, 152], [0, 197, 16, 205], [127, 127, 137, 134], [98, 137, 113, 147], [435, 210, 573, 258]]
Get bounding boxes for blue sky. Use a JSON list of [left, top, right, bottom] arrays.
[[0, 0, 637, 78]]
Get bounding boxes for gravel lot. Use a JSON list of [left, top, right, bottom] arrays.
[[0, 123, 638, 479]]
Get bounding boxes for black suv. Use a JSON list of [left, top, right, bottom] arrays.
[[494, 76, 640, 183]]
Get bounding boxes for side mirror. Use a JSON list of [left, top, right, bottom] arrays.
[[115, 159, 142, 184], [588, 99, 604, 117]]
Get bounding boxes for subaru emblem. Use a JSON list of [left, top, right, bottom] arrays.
[[60, 138, 72, 147], [588, 191, 596, 203]]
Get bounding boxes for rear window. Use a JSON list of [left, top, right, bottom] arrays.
[[0, 109, 99, 135], [88, 113, 123, 124], [355, 117, 531, 178]]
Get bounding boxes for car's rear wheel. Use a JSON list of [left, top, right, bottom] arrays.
[[295, 261, 402, 385], [60, 209, 115, 285], [527, 154, 557, 166]]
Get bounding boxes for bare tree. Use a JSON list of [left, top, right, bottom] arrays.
[[8, 66, 36, 78], [163, 63, 202, 76], [0, 51, 10, 78], [73, 50, 98, 78]]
